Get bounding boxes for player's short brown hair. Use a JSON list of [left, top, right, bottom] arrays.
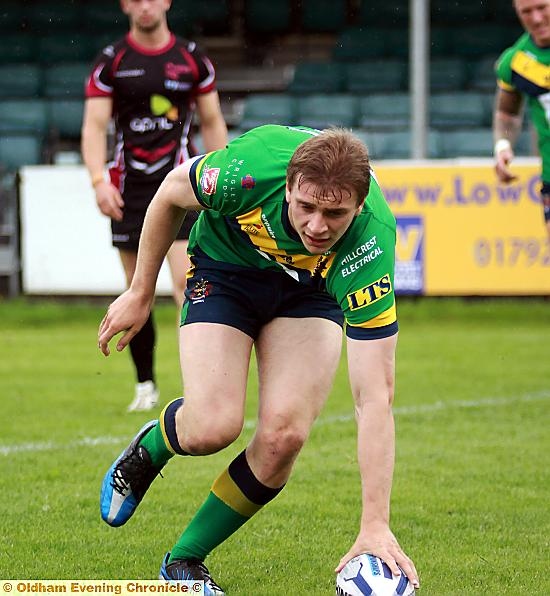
[[287, 128, 371, 206]]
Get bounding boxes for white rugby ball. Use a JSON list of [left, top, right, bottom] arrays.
[[336, 554, 415, 596]]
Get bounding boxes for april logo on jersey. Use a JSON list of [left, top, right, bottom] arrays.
[[200, 166, 221, 196], [189, 278, 213, 302], [347, 274, 392, 310], [151, 94, 179, 121]]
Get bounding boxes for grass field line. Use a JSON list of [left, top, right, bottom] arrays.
[[2, 390, 549, 457]]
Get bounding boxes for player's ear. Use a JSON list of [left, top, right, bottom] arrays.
[[285, 183, 291, 204], [120, 0, 129, 16]]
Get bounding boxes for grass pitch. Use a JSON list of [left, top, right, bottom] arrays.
[[1, 297, 549, 594]]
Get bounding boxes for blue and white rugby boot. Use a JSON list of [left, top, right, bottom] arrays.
[[159, 552, 225, 596], [100, 420, 163, 527]]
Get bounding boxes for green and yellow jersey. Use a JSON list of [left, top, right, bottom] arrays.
[[496, 32, 550, 180], [187, 125, 397, 338]]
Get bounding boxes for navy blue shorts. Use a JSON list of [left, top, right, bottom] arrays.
[[181, 262, 344, 340]]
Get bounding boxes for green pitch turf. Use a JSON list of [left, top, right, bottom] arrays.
[[1, 297, 549, 594]]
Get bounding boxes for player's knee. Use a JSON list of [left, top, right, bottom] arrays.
[[182, 430, 239, 455], [178, 416, 242, 455], [257, 424, 308, 463]]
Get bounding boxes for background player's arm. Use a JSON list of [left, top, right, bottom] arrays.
[[196, 91, 228, 151], [81, 96, 124, 220], [336, 333, 419, 589], [98, 160, 202, 355], [493, 87, 524, 184]]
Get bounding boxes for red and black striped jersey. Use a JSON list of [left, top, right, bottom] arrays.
[[85, 32, 217, 184]]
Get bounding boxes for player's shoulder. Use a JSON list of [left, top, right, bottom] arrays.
[[173, 35, 206, 56], [88, 36, 126, 72], [497, 32, 530, 67], [364, 173, 396, 230], [173, 35, 193, 49], [97, 36, 127, 60], [199, 126, 299, 183], [237, 124, 319, 151]]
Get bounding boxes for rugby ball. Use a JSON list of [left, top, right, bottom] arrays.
[[336, 554, 415, 596]]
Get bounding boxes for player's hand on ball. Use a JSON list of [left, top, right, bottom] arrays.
[[335, 523, 420, 590], [336, 554, 416, 595]]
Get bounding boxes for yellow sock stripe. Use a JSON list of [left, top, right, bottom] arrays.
[[159, 398, 180, 455], [211, 468, 263, 518]]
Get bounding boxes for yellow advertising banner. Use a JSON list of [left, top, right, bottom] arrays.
[[374, 158, 550, 295]]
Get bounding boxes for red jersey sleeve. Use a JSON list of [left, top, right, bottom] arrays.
[[182, 41, 217, 95], [85, 42, 125, 98]]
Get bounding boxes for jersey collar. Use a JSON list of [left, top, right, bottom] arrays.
[[126, 32, 176, 56]]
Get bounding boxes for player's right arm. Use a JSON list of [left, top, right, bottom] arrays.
[[337, 332, 419, 589], [98, 160, 203, 356], [81, 96, 124, 221], [493, 87, 523, 183]]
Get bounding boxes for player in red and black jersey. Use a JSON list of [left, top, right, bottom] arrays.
[[82, 0, 227, 412]]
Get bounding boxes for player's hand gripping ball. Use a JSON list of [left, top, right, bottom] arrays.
[[336, 554, 415, 596]]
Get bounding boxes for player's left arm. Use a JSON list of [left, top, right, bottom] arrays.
[[493, 87, 524, 183], [196, 91, 228, 151], [98, 160, 203, 356], [337, 332, 420, 589]]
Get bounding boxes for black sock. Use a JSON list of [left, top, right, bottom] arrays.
[[129, 312, 155, 383]]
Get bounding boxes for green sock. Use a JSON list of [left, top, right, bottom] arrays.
[[169, 492, 248, 562], [139, 422, 174, 468], [168, 450, 284, 563]]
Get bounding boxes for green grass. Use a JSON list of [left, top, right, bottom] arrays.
[[1, 297, 549, 594]]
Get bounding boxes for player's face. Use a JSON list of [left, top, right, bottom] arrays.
[[515, 0, 550, 46], [285, 179, 364, 254], [121, 0, 171, 33]]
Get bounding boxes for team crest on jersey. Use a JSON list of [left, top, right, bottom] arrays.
[[347, 274, 392, 310], [200, 166, 220, 195], [189, 278, 213, 302], [243, 223, 262, 235], [241, 174, 256, 190]]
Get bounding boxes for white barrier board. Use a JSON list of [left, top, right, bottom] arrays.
[[20, 165, 173, 295]]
